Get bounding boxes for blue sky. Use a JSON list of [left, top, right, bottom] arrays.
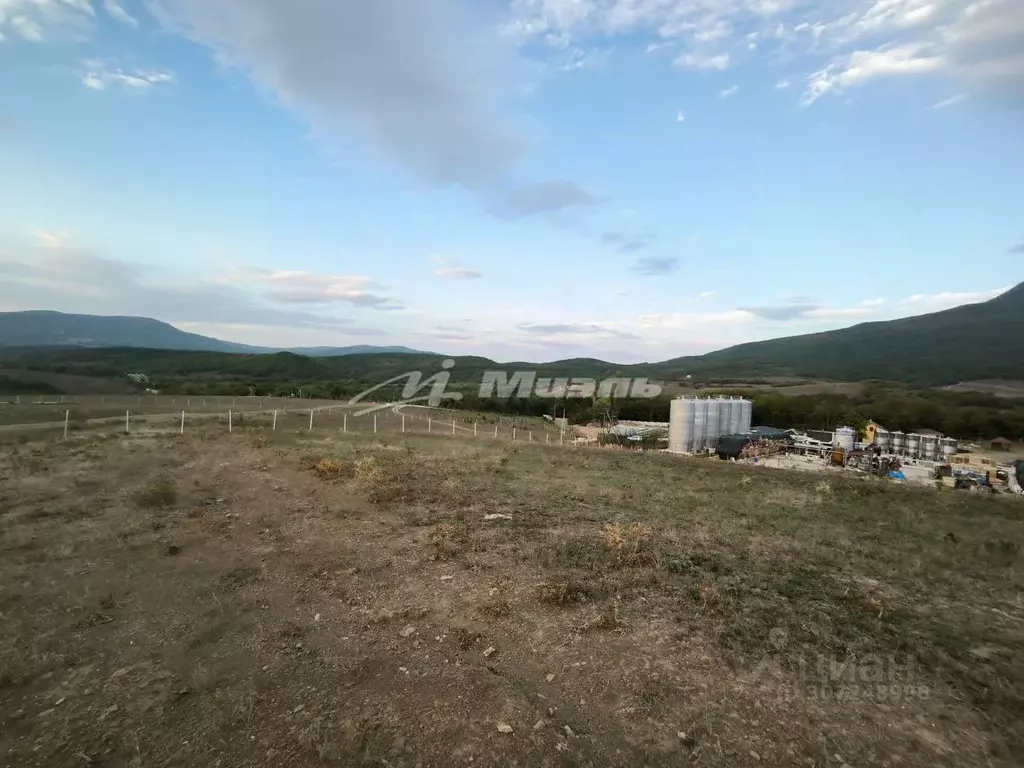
[[0, 0, 1021, 362]]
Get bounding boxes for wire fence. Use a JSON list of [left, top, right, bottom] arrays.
[[0, 401, 576, 447]]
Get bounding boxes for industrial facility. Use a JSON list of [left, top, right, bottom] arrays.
[[668, 396, 754, 454]]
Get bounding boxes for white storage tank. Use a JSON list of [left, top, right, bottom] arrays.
[[892, 431, 905, 453], [875, 430, 891, 452], [907, 433, 922, 459], [669, 397, 696, 453], [692, 399, 708, 454], [834, 426, 856, 453], [705, 399, 721, 452], [941, 437, 958, 458], [719, 398, 734, 436], [923, 436, 938, 461], [738, 399, 753, 434]]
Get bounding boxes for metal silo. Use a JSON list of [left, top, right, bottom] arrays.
[[892, 431, 905, 454], [738, 399, 753, 434], [669, 398, 696, 453], [907, 433, 921, 459], [941, 438, 958, 458], [705, 399, 721, 451], [875, 430, 891, 452], [923, 436, 938, 461], [692, 398, 709, 451], [718, 398, 733, 436], [834, 426, 856, 453]]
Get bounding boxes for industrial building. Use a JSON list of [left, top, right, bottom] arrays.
[[668, 396, 754, 454]]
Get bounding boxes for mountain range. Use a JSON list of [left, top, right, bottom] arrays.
[[1, 283, 1022, 388], [0, 311, 425, 357]]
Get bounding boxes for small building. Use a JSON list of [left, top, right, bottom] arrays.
[[988, 437, 1014, 451], [917, 429, 944, 438]]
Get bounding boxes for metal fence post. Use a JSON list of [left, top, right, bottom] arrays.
[[180, 410, 185, 435], [229, 410, 233, 433], [513, 427, 516, 441], [452, 421, 456, 435], [125, 410, 130, 433], [402, 415, 405, 433], [494, 425, 498, 438], [428, 418, 432, 432], [474, 422, 477, 437], [309, 410, 314, 431], [374, 414, 378, 434], [63, 410, 69, 439], [343, 413, 348, 433], [273, 410, 277, 431]]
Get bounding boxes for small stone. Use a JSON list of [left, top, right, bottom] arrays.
[[545, 673, 555, 683], [399, 626, 415, 638], [54, 697, 66, 706], [483, 646, 496, 658], [749, 751, 761, 761], [548, 707, 556, 717], [314, 613, 321, 622], [496, 723, 513, 734], [533, 719, 546, 731], [440, 575, 455, 582], [110, 667, 130, 678], [292, 704, 305, 714], [38, 709, 55, 718], [564, 725, 575, 738]]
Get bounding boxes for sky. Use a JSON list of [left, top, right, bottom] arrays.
[[0, 0, 1021, 363]]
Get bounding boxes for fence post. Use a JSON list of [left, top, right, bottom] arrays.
[[560, 430, 564, 444], [125, 410, 130, 433], [474, 422, 477, 437], [529, 431, 533, 442], [180, 410, 185, 435], [343, 413, 348, 433], [402, 414, 405, 433], [452, 421, 456, 435], [513, 427, 516, 441], [546, 433, 549, 444], [494, 425, 498, 438], [428, 418, 432, 433], [63, 409, 69, 439], [229, 410, 233, 433], [374, 414, 378, 434], [273, 410, 277, 431], [309, 410, 314, 431]]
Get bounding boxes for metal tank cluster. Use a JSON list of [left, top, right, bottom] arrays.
[[834, 426, 958, 461], [669, 396, 754, 453]]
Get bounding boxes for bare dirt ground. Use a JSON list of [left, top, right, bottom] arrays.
[[2, 428, 1023, 767]]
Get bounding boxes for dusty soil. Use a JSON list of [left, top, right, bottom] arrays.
[[1, 429, 1023, 767]]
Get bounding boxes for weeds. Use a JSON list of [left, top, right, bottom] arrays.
[[429, 523, 461, 562], [537, 580, 591, 605], [602, 523, 660, 568], [135, 479, 177, 509]]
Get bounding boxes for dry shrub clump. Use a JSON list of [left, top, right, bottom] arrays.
[[601, 523, 660, 568], [313, 458, 350, 481], [354, 452, 469, 506], [429, 523, 462, 561], [537, 580, 591, 605]]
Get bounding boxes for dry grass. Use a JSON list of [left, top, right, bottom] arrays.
[[1, 430, 1023, 767]]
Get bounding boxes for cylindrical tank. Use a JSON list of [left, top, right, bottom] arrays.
[[692, 398, 709, 451], [875, 430, 891, 452], [834, 426, 856, 453], [669, 398, 695, 453], [719, 398, 733, 436], [738, 399, 753, 434], [907, 433, 921, 459], [705, 399, 721, 451], [892, 431, 905, 453], [941, 437, 958, 458], [923, 436, 938, 460]]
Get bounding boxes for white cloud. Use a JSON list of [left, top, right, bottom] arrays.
[[676, 109, 686, 122], [81, 60, 174, 91], [508, 0, 1023, 105], [33, 229, 72, 249], [720, 84, 740, 97], [900, 286, 1009, 310], [675, 52, 731, 70], [930, 92, 967, 107], [225, 266, 403, 310], [104, 0, 137, 26], [0, 0, 94, 41], [860, 297, 885, 307], [802, 43, 943, 104], [431, 256, 483, 280], [775, 78, 791, 89]]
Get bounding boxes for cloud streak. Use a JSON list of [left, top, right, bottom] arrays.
[[631, 256, 679, 276]]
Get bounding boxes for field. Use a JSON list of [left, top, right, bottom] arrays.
[[2, 427, 1023, 767]]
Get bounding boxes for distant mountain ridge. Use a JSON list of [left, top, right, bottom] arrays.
[[0, 311, 427, 357], [1, 284, 1022, 387]]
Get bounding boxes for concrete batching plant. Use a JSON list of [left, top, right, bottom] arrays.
[[669, 396, 753, 454]]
